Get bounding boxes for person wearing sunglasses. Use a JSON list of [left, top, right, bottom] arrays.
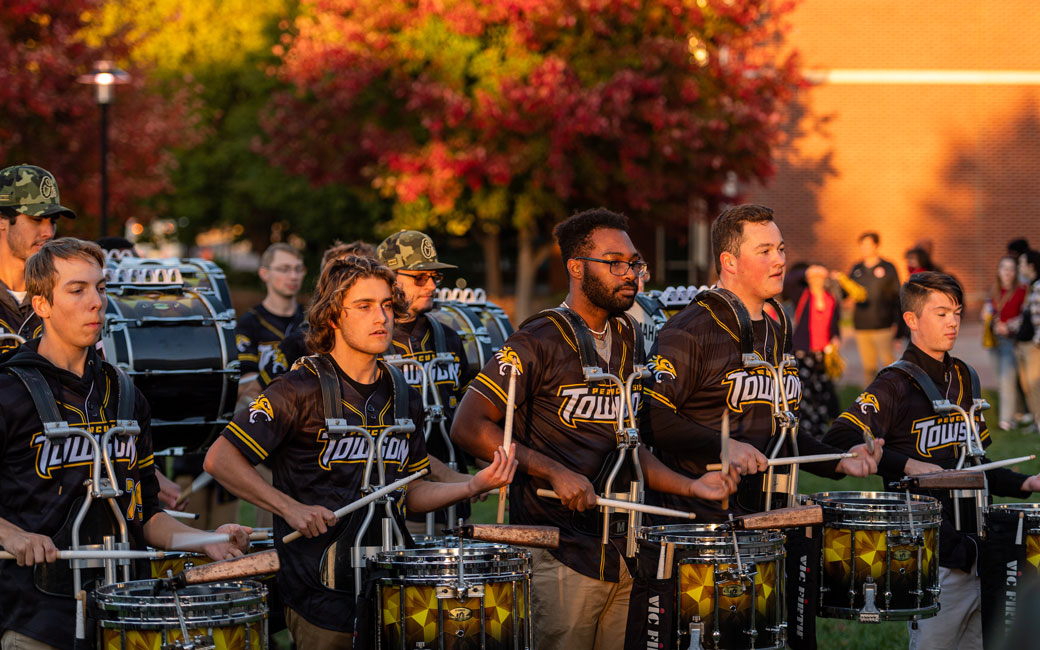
[[376, 230, 479, 533]]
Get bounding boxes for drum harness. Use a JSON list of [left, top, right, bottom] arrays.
[[383, 314, 460, 535], [523, 307, 650, 558]]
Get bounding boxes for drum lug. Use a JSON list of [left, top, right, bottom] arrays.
[[161, 635, 215, 650], [436, 584, 484, 599], [858, 580, 881, 623]]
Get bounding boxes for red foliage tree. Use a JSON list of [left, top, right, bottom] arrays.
[[0, 0, 198, 238], [262, 0, 803, 315]]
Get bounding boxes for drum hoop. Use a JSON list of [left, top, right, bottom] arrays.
[[379, 571, 532, 586], [95, 580, 268, 629], [984, 503, 1040, 532]]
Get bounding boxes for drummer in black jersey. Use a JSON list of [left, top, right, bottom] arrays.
[[823, 271, 1040, 650], [452, 209, 739, 650], [0, 238, 249, 650], [377, 230, 478, 533], [204, 254, 516, 650], [641, 204, 882, 522]]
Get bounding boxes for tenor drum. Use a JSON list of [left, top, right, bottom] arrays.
[[638, 524, 786, 650], [626, 292, 669, 357], [431, 290, 514, 377], [94, 580, 268, 650], [981, 503, 1040, 645], [102, 258, 239, 452], [811, 491, 941, 622], [375, 543, 532, 649]]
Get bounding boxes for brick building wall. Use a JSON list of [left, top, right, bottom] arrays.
[[743, 0, 1040, 308]]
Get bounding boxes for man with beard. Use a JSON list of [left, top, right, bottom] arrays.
[[377, 230, 476, 533], [0, 165, 74, 353], [641, 204, 881, 523], [452, 208, 739, 650]]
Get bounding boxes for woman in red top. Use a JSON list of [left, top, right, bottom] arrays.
[[793, 264, 841, 438], [986, 256, 1027, 429]]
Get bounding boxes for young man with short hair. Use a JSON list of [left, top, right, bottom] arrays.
[[823, 272, 1040, 650], [843, 231, 902, 385], [204, 254, 516, 649], [0, 165, 75, 353], [0, 238, 249, 650], [452, 208, 738, 650]]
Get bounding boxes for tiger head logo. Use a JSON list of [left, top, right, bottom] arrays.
[[248, 395, 274, 423], [648, 355, 677, 382], [856, 392, 880, 415], [495, 346, 523, 376]]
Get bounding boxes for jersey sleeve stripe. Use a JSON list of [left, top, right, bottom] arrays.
[[238, 353, 259, 362], [407, 456, 431, 472], [837, 412, 872, 433], [474, 373, 509, 403], [139, 454, 154, 469], [227, 422, 269, 460], [644, 388, 677, 411]]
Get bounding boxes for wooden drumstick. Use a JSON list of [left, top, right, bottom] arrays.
[[706, 452, 856, 471], [174, 472, 213, 508], [497, 363, 519, 524], [720, 411, 730, 511], [537, 489, 696, 520]]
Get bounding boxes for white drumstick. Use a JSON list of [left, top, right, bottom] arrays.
[[0, 549, 166, 561], [965, 455, 1036, 473], [706, 452, 856, 471], [537, 489, 696, 520], [163, 509, 200, 520]]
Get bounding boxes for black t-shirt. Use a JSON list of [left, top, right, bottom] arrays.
[[468, 314, 642, 582], [234, 303, 305, 386], [0, 342, 162, 650], [848, 259, 901, 330], [219, 356, 429, 631], [823, 343, 1029, 571]]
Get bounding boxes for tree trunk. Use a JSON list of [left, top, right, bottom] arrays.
[[480, 230, 503, 297], [514, 224, 553, 321]]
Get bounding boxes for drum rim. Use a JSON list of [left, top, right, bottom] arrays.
[[95, 579, 268, 629], [637, 523, 785, 542], [811, 490, 941, 510]]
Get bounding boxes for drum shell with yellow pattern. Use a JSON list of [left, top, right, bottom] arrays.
[[375, 543, 532, 650], [639, 524, 786, 650], [94, 579, 267, 650], [812, 491, 941, 620]]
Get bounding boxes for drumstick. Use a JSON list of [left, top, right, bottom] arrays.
[[720, 411, 730, 511], [497, 363, 519, 524], [0, 549, 166, 561], [705, 452, 856, 471], [966, 455, 1036, 473], [175, 472, 213, 508], [163, 509, 200, 520], [282, 468, 429, 543], [536, 489, 696, 520]]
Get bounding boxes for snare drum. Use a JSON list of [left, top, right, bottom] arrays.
[[102, 258, 239, 452], [981, 503, 1040, 645], [811, 491, 941, 622], [375, 543, 532, 649], [94, 579, 268, 650], [639, 524, 786, 650]]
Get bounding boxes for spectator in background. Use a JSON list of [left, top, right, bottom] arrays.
[[1015, 250, 1040, 434], [832, 231, 901, 386], [905, 247, 941, 276], [984, 256, 1026, 430], [793, 264, 841, 438]]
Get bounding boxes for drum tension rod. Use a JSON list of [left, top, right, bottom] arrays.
[[163, 569, 215, 650]]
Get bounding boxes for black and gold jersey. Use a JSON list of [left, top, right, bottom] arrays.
[[641, 291, 843, 521], [0, 341, 161, 650], [0, 279, 42, 353], [468, 311, 642, 582], [234, 303, 305, 387], [218, 355, 430, 632], [824, 342, 1029, 571]]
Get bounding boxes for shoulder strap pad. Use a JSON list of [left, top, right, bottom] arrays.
[[379, 360, 410, 421], [6, 366, 64, 427], [621, 312, 645, 367], [302, 355, 344, 423], [960, 360, 982, 401], [700, 288, 755, 357], [765, 297, 793, 353], [424, 314, 448, 354], [884, 360, 945, 407], [518, 307, 601, 372]]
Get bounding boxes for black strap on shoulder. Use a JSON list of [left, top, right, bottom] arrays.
[[519, 307, 601, 372], [303, 355, 345, 423], [7, 366, 65, 427], [424, 314, 448, 355], [700, 288, 755, 357], [765, 297, 793, 353], [102, 362, 137, 423], [379, 360, 409, 421], [963, 361, 982, 401], [884, 360, 945, 406], [621, 312, 646, 367]]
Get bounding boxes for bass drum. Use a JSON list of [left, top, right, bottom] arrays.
[[102, 258, 239, 453], [431, 288, 514, 377]]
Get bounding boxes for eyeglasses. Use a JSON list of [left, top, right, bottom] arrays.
[[398, 271, 444, 287], [573, 256, 649, 277], [268, 265, 306, 275]]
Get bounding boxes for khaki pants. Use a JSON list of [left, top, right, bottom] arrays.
[[285, 607, 354, 650], [1, 631, 59, 650], [908, 566, 982, 650], [530, 547, 633, 650], [855, 327, 896, 385], [1016, 342, 1040, 426]]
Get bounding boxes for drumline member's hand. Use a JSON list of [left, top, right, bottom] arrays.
[[467, 444, 518, 497], [0, 528, 59, 566], [904, 458, 943, 476], [1020, 474, 1040, 493], [282, 501, 338, 539], [155, 469, 186, 510], [837, 438, 885, 477], [549, 469, 599, 512], [202, 524, 254, 561], [688, 469, 740, 501], [728, 440, 768, 475]]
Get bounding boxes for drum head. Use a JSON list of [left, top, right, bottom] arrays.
[[376, 544, 530, 583], [811, 491, 942, 527]]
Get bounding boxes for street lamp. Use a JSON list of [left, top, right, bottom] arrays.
[[77, 60, 130, 237]]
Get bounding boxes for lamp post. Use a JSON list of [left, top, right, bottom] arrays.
[[77, 61, 130, 238]]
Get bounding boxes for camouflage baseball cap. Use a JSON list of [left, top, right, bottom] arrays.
[[377, 230, 457, 271], [0, 165, 76, 219]]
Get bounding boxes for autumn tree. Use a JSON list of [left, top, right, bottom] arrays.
[[263, 0, 803, 316], [0, 0, 197, 238]]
